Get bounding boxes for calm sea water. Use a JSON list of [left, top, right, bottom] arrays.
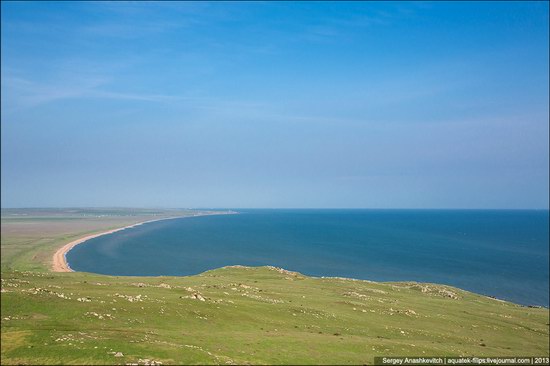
[[67, 210, 549, 306]]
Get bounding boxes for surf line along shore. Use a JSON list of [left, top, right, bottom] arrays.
[[52, 211, 236, 273]]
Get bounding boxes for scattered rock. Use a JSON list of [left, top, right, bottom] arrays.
[[398, 283, 460, 300], [115, 293, 144, 302], [405, 309, 418, 317], [136, 359, 163, 365], [192, 293, 205, 301], [266, 266, 302, 277]]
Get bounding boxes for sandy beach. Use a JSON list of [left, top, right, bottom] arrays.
[[51, 213, 230, 272]]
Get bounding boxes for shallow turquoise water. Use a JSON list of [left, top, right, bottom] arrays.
[[67, 209, 549, 306]]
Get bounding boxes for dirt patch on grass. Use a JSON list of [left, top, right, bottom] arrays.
[[1, 330, 32, 353]]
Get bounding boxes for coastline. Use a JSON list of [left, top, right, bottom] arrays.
[[52, 212, 235, 273], [47, 210, 547, 308]]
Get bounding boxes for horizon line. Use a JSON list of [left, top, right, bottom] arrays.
[[1, 206, 549, 211]]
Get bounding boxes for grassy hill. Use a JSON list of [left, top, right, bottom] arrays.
[[1, 209, 549, 365]]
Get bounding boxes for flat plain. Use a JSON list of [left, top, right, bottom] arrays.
[[1, 209, 549, 365]]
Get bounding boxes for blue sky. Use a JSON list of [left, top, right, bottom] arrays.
[[1, 1, 548, 208]]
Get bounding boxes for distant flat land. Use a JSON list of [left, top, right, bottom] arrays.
[[1, 209, 549, 365], [1, 208, 199, 272]]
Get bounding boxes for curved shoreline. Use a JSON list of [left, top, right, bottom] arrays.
[[48, 212, 547, 308], [52, 212, 232, 273]]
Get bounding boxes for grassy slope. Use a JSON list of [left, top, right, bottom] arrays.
[[1, 210, 549, 365]]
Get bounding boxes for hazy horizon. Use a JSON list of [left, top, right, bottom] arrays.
[[2, 206, 549, 211], [2, 2, 549, 209]]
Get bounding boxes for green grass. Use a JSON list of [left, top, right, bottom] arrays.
[[1, 209, 549, 365]]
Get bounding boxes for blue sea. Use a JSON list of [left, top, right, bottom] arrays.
[[67, 209, 549, 307]]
